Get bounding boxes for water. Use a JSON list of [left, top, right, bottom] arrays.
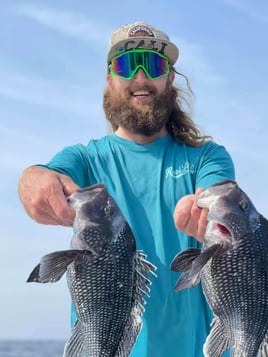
[[0, 340, 66, 357]]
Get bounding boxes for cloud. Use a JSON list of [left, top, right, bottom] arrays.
[[222, 0, 268, 23], [171, 35, 229, 93], [0, 69, 98, 118], [14, 3, 112, 45]]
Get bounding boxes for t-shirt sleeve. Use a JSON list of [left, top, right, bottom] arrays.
[[195, 142, 235, 189], [38, 144, 93, 188]]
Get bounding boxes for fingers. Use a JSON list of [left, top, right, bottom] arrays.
[[59, 174, 79, 197], [173, 188, 208, 242], [194, 188, 208, 241], [195, 208, 208, 242], [173, 195, 195, 231]]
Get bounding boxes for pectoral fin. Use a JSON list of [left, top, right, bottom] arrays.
[[171, 248, 201, 272], [171, 244, 222, 292], [27, 250, 82, 283]]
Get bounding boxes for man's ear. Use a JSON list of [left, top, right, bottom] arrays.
[[169, 70, 175, 83]]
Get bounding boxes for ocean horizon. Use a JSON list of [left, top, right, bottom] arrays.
[[0, 339, 66, 357]]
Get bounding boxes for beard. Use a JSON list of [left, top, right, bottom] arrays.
[[103, 82, 176, 136]]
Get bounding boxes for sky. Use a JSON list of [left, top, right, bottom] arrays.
[[1, 0, 268, 341]]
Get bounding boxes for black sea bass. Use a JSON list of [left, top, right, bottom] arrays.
[[171, 180, 268, 357], [27, 184, 156, 357]]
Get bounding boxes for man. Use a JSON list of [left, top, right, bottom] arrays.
[[18, 22, 234, 356]]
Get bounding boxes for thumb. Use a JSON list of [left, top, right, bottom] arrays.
[[58, 174, 80, 197], [195, 187, 204, 195], [194, 187, 205, 208]]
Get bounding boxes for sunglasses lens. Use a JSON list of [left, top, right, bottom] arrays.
[[112, 53, 133, 78], [146, 52, 169, 78], [111, 50, 169, 79]]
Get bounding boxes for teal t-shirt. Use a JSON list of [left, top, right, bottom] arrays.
[[44, 133, 235, 357]]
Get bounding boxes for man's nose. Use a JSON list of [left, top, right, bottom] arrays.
[[132, 68, 150, 82]]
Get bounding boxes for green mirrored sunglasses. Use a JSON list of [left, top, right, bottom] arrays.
[[109, 49, 170, 80]]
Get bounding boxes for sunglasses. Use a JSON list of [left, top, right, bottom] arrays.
[[109, 49, 170, 80]]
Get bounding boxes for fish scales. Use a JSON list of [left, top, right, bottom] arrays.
[[67, 224, 135, 355], [202, 232, 268, 356], [171, 180, 268, 357], [27, 184, 156, 357]]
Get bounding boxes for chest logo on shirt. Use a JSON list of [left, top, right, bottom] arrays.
[[165, 162, 195, 179]]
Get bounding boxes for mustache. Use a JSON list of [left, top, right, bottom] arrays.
[[126, 84, 157, 95]]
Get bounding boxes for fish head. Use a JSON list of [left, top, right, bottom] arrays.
[[197, 180, 260, 248], [67, 184, 128, 254]]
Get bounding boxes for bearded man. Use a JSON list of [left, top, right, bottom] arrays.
[[18, 22, 234, 357]]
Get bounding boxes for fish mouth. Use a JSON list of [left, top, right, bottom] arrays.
[[67, 184, 105, 197], [75, 184, 105, 194], [67, 184, 106, 205]]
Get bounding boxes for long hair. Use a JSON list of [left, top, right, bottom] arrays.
[[167, 68, 212, 147]]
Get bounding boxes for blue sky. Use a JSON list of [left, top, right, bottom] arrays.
[[1, 0, 267, 340]]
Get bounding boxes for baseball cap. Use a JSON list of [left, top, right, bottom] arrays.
[[107, 22, 179, 65]]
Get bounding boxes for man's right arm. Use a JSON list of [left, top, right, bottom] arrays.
[[18, 166, 79, 226]]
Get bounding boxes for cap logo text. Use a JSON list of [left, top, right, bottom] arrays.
[[121, 40, 168, 55], [128, 25, 156, 38]]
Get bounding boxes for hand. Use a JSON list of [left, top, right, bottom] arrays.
[[173, 188, 208, 242], [18, 166, 79, 226]]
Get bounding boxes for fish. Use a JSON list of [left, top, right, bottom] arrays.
[[170, 180, 268, 357], [27, 184, 156, 357]]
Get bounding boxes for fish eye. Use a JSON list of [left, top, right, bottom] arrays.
[[239, 199, 249, 211], [104, 203, 113, 217]]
